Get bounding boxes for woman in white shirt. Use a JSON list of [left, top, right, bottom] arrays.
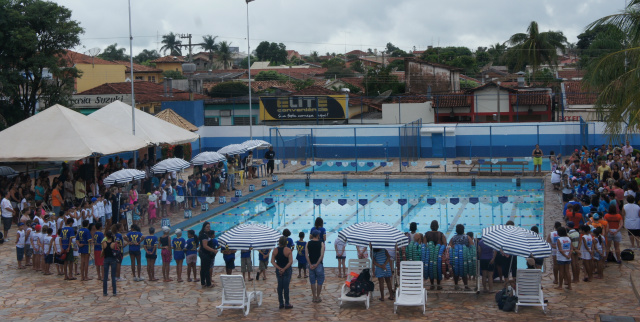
[[622, 195, 640, 248]]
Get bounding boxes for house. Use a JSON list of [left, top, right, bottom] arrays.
[[286, 50, 302, 61], [151, 56, 186, 73], [346, 50, 367, 58], [404, 58, 462, 94], [113, 61, 163, 83], [561, 81, 599, 121], [76, 81, 207, 114], [61, 50, 126, 93], [557, 70, 585, 81], [191, 52, 218, 71], [324, 77, 365, 93], [432, 82, 552, 123]]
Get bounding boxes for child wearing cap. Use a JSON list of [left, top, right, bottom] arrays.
[[16, 222, 26, 269], [172, 229, 186, 282], [159, 226, 173, 282], [185, 230, 198, 282], [143, 227, 159, 281]]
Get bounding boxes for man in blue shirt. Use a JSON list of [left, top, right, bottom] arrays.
[[143, 227, 158, 281], [126, 224, 144, 281], [60, 218, 75, 280], [77, 220, 91, 281]]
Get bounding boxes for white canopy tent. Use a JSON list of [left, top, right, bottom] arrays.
[[0, 105, 149, 162], [88, 100, 199, 145]]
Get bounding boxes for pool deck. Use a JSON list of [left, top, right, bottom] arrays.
[[1, 166, 640, 321]]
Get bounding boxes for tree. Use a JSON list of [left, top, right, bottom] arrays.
[[216, 41, 233, 70], [487, 43, 507, 65], [160, 32, 182, 56], [98, 43, 128, 61], [351, 60, 365, 73], [134, 49, 160, 64], [239, 55, 256, 69], [254, 71, 287, 81], [364, 67, 404, 95], [207, 81, 250, 98], [162, 70, 185, 80], [506, 21, 567, 75], [201, 35, 219, 66], [387, 59, 405, 71], [421, 47, 479, 75], [254, 41, 287, 64], [582, 0, 640, 139], [0, 0, 83, 123], [577, 25, 625, 69], [310, 51, 319, 62], [386, 42, 400, 53]]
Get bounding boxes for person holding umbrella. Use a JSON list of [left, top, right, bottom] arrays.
[[271, 236, 293, 309]]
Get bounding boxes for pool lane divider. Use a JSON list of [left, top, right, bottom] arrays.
[[444, 200, 470, 240], [327, 194, 382, 234]]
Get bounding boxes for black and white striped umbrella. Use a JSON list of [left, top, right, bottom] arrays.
[[150, 158, 190, 174], [218, 223, 281, 250], [338, 222, 408, 248], [103, 169, 146, 185], [242, 139, 271, 150], [481, 225, 551, 258], [217, 144, 248, 156], [190, 151, 225, 165]]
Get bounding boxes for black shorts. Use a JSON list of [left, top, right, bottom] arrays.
[[129, 250, 141, 257], [146, 254, 157, 260], [225, 258, 235, 270], [45, 254, 54, 264], [480, 259, 494, 271], [55, 254, 64, 265], [2, 217, 12, 232], [562, 193, 574, 202], [628, 229, 640, 237]]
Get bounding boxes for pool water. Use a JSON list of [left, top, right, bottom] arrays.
[[122, 179, 544, 269], [301, 159, 387, 172]]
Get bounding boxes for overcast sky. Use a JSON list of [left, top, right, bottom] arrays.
[[52, 0, 623, 57]]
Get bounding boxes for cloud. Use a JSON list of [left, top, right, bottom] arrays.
[[52, 0, 622, 56]]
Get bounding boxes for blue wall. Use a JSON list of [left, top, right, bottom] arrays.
[[161, 100, 204, 127]]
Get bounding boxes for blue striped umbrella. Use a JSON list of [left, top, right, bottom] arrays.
[[338, 222, 408, 249], [190, 151, 225, 165], [481, 225, 551, 258], [150, 158, 190, 174], [103, 169, 146, 185], [218, 223, 281, 250]]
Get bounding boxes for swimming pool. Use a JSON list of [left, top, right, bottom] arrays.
[[122, 179, 545, 269], [300, 159, 387, 172]]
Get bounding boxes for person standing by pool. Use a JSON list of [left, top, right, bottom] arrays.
[[532, 144, 543, 175], [424, 220, 446, 290], [271, 236, 293, 309], [199, 230, 217, 288], [372, 247, 394, 301], [143, 227, 158, 282], [449, 224, 473, 290], [264, 146, 275, 176], [311, 217, 326, 242], [295, 232, 307, 278], [334, 236, 346, 278], [125, 224, 144, 282], [477, 237, 496, 293], [622, 195, 640, 248], [172, 229, 186, 283], [101, 230, 118, 296], [555, 227, 574, 290], [305, 229, 325, 303], [185, 230, 199, 283], [160, 227, 173, 282]]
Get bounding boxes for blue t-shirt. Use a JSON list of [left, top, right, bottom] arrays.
[[185, 237, 198, 256], [311, 227, 327, 242], [172, 237, 186, 255], [77, 228, 91, 254], [115, 233, 124, 249], [176, 185, 184, 196], [143, 236, 158, 253], [222, 245, 235, 261], [93, 231, 104, 251], [127, 231, 143, 252], [296, 240, 307, 258], [151, 177, 159, 189], [599, 200, 610, 213], [241, 250, 250, 258], [563, 201, 581, 217], [188, 180, 196, 193], [286, 237, 294, 249], [259, 250, 269, 262], [60, 227, 75, 250]]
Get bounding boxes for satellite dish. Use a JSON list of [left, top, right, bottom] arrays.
[[84, 48, 101, 67]]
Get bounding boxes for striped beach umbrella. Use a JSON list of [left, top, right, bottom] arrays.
[[242, 139, 271, 150], [103, 169, 146, 185], [217, 144, 248, 156], [151, 158, 190, 174], [0, 166, 18, 177], [338, 222, 409, 249], [190, 151, 226, 165], [218, 223, 281, 250], [481, 225, 551, 258]]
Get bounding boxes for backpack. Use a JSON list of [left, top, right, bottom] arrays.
[[621, 249, 635, 261], [346, 268, 374, 297]]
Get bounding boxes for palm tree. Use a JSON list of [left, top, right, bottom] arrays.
[[506, 21, 567, 75], [217, 41, 232, 70], [201, 35, 219, 69], [160, 32, 182, 56], [583, 0, 640, 139], [488, 43, 507, 64]]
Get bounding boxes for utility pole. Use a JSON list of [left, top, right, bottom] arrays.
[[180, 33, 193, 62]]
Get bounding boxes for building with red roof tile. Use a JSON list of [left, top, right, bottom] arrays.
[[60, 50, 126, 93]]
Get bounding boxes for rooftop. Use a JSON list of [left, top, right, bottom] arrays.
[[151, 56, 186, 64], [78, 81, 207, 104], [113, 61, 163, 73], [564, 81, 598, 105], [61, 50, 121, 66]]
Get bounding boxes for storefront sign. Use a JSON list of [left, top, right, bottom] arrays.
[[259, 95, 346, 121], [71, 94, 132, 107]]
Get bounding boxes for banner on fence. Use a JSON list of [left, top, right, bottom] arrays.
[[259, 95, 347, 121]]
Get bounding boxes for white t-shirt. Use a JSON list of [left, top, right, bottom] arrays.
[[334, 238, 346, 255], [56, 218, 64, 233], [97, 201, 105, 218], [25, 227, 32, 246], [92, 204, 100, 221], [624, 203, 640, 230], [104, 200, 112, 215], [20, 198, 29, 212], [31, 232, 41, 252], [43, 235, 54, 255], [1, 198, 13, 218], [72, 237, 79, 256], [550, 170, 562, 184], [161, 190, 167, 202], [16, 230, 26, 248], [54, 236, 62, 255]]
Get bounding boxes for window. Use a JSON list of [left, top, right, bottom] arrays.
[[135, 76, 144, 80], [233, 116, 256, 125], [204, 117, 220, 126], [148, 76, 156, 82]]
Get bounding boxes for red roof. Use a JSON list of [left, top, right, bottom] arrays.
[[558, 70, 585, 80], [289, 86, 338, 96], [346, 50, 367, 57], [433, 93, 472, 108], [114, 61, 163, 73], [340, 77, 365, 91], [564, 81, 598, 105], [61, 50, 121, 66], [78, 81, 207, 104], [511, 91, 551, 105], [391, 93, 430, 104], [151, 56, 186, 63]]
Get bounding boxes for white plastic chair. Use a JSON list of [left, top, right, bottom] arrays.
[[394, 261, 427, 315], [338, 258, 371, 309], [515, 269, 546, 314], [216, 275, 263, 316]]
